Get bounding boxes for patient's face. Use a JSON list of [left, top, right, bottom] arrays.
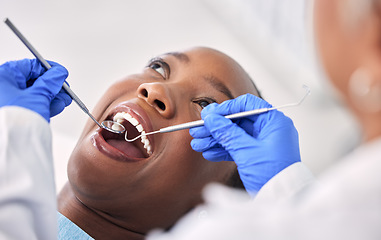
[[67, 47, 258, 232]]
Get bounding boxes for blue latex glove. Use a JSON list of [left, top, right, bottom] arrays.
[[0, 59, 72, 122], [190, 94, 301, 194]]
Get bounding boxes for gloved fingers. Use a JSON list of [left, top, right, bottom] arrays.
[[190, 136, 219, 152], [189, 125, 211, 138], [31, 63, 69, 98], [203, 104, 299, 155], [54, 89, 72, 105], [0, 59, 37, 89], [57, 89, 73, 106], [201, 94, 272, 119], [46, 60, 61, 67], [202, 147, 232, 162], [10, 59, 46, 87], [18, 59, 68, 90], [2, 59, 68, 90], [234, 118, 256, 136], [46, 60, 70, 80], [203, 113, 259, 160], [203, 113, 249, 146], [50, 98, 66, 117], [200, 102, 219, 119], [49, 90, 72, 117], [252, 109, 294, 138]]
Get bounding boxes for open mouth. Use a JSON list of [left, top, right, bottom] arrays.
[[97, 105, 154, 160]]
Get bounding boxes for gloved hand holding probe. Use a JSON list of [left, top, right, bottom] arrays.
[[190, 94, 301, 194], [0, 59, 72, 122]]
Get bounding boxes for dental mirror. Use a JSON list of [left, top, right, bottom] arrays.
[[124, 85, 311, 142], [101, 120, 125, 134], [4, 18, 126, 135]]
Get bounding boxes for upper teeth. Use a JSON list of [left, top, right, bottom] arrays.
[[113, 112, 152, 155]]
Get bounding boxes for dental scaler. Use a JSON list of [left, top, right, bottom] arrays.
[[124, 85, 310, 142]]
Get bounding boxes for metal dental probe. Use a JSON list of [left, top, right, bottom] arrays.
[[125, 85, 311, 142], [4, 18, 125, 134]]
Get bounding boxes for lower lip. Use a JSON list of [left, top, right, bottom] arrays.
[[90, 130, 146, 162]]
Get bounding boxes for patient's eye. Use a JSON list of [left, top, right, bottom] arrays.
[[147, 58, 169, 79], [193, 98, 216, 110], [198, 100, 210, 109], [151, 63, 165, 76]]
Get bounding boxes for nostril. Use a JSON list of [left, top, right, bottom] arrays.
[[141, 89, 148, 98], [155, 100, 166, 111], [139, 85, 168, 112]]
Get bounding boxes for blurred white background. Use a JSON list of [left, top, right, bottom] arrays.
[[0, 0, 361, 192]]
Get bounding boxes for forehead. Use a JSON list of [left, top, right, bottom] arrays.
[[161, 47, 258, 98]]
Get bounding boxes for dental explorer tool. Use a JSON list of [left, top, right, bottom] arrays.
[[125, 85, 311, 142], [4, 18, 125, 134]]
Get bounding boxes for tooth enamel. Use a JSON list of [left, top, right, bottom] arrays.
[[147, 146, 152, 155], [113, 112, 139, 126], [112, 123, 123, 131], [112, 111, 153, 155], [128, 117, 139, 126], [113, 112, 124, 121], [113, 111, 144, 134], [136, 124, 143, 132]]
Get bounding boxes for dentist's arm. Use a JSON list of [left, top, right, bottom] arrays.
[[0, 59, 71, 239], [0, 106, 57, 240], [190, 94, 301, 195]]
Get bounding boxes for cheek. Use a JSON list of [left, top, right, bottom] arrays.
[[169, 133, 233, 187], [159, 133, 206, 183]]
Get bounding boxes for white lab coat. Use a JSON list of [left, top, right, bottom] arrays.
[[0, 107, 56, 240], [147, 136, 381, 239]]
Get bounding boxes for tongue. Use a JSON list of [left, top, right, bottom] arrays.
[[106, 139, 145, 158]]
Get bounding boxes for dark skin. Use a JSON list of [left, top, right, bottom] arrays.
[[58, 47, 259, 239]]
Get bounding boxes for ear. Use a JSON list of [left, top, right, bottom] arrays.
[[358, 2, 381, 81], [346, 2, 381, 115]]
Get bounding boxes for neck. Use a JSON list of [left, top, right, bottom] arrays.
[[57, 183, 145, 240]]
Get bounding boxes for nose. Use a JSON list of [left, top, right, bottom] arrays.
[[137, 82, 175, 118]]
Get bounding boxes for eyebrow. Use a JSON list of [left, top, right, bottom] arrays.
[[162, 51, 234, 99], [163, 51, 190, 63], [203, 74, 234, 100]]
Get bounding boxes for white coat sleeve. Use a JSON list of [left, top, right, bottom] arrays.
[[253, 162, 315, 205], [0, 106, 57, 240], [147, 163, 316, 240]]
